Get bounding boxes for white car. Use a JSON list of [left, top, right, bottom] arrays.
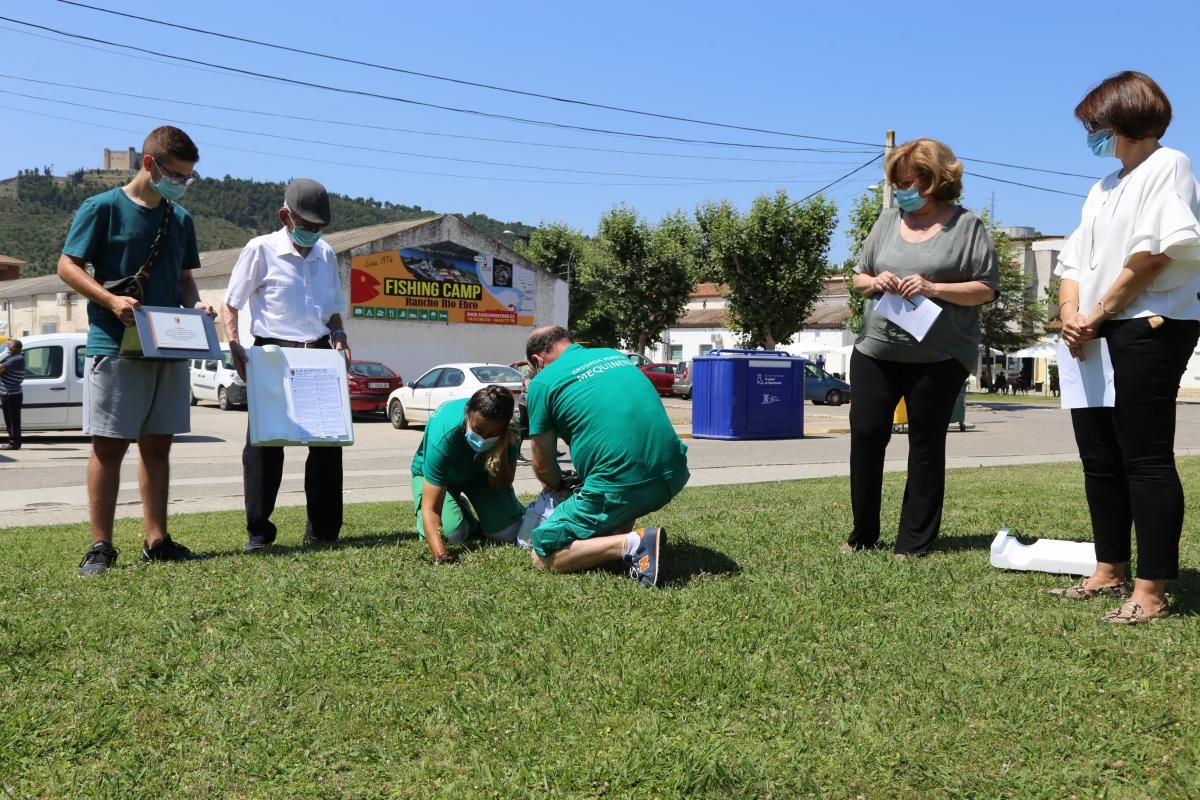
[[387, 362, 524, 429], [189, 347, 247, 410], [0, 332, 87, 432]]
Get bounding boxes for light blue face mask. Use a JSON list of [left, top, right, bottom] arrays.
[[1087, 129, 1118, 158], [464, 428, 499, 453], [289, 225, 323, 248], [894, 185, 927, 212], [150, 162, 190, 202]]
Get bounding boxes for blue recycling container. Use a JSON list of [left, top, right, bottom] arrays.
[[692, 349, 806, 440]]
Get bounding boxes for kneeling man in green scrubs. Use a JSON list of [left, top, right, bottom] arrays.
[[411, 386, 524, 564], [524, 326, 689, 587]]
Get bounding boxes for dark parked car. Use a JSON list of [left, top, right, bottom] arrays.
[[348, 360, 404, 414], [641, 363, 676, 396]]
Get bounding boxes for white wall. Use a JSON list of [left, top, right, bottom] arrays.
[[659, 325, 854, 374]]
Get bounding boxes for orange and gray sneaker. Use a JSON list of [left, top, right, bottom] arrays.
[[627, 527, 665, 588]]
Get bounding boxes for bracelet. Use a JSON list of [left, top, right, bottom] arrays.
[[1097, 299, 1117, 317], [330, 328, 347, 339]]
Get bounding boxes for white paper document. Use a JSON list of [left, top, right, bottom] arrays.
[[289, 367, 350, 439], [1056, 339, 1115, 409], [874, 292, 942, 342], [146, 309, 208, 350]]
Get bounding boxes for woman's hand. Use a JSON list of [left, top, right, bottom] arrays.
[[872, 271, 900, 295], [897, 274, 936, 300], [1061, 311, 1096, 351]]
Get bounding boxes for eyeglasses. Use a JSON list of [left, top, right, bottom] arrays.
[[153, 158, 200, 186]]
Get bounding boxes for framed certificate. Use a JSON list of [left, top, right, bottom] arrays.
[[120, 305, 222, 360]]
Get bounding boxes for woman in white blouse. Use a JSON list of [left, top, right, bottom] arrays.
[[1054, 71, 1200, 624]]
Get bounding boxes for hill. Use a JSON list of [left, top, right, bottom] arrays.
[[0, 169, 537, 277]]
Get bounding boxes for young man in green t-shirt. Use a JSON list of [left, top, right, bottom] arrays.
[[524, 326, 690, 587], [58, 126, 215, 577]]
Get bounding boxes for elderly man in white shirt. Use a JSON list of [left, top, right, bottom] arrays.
[[222, 178, 350, 553]]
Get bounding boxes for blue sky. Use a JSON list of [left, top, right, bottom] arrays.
[[1, 0, 1197, 263]]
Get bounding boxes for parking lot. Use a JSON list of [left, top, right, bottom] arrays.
[[4, 396, 1200, 530]]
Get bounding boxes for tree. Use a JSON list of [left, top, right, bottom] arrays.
[[696, 190, 838, 349], [518, 223, 617, 346], [591, 206, 695, 355], [842, 186, 883, 334], [979, 215, 1046, 354]]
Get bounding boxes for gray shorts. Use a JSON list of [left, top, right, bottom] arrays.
[[83, 356, 191, 440]]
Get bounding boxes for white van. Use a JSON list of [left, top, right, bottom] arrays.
[[0, 332, 87, 431], [189, 347, 246, 410]]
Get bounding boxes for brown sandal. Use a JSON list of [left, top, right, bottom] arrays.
[[1045, 579, 1130, 600], [1104, 600, 1170, 625]]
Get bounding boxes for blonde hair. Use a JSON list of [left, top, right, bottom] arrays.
[[884, 138, 963, 203]]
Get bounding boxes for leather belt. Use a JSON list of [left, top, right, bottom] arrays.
[[253, 335, 331, 349]]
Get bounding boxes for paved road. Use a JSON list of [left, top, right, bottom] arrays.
[[3, 397, 1199, 530]]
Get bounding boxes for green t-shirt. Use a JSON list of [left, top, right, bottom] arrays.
[[410, 397, 520, 487], [62, 187, 202, 357], [526, 345, 688, 488], [853, 207, 999, 373]]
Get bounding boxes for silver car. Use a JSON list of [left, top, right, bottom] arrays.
[[672, 360, 693, 400]]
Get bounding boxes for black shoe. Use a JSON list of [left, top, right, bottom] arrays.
[[302, 533, 338, 547], [142, 535, 203, 563], [0, 444, 19, 451], [78, 541, 119, 577], [244, 535, 274, 554]]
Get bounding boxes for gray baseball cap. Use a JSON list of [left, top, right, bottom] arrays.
[[284, 178, 331, 227]]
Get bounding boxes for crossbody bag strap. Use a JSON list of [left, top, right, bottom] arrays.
[[128, 199, 174, 295]]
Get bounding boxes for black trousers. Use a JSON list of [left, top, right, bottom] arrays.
[[847, 350, 968, 554], [242, 336, 343, 542], [1070, 317, 1199, 580], [1, 392, 21, 449]]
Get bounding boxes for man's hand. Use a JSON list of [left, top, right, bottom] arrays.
[[194, 300, 216, 318], [332, 331, 351, 363], [109, 295, 141, 327], [872, 271, 900, 296], [432, 550, 455, 566], [229, 340, 248, 381]]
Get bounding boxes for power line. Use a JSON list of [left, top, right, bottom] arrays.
[[55, 0, 885, 149], [964, 171, 1087, 198], [0, 14, 881, 156], [0, 102, 854, 189], [2, 14, 1101, 183], [0, 87, 859, 184], [42, 3, 1103, 182], [0, 72, 873, 167], [797, 155, 884, 204]]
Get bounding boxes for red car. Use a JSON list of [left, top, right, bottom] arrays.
[[641, 363, 677, 395], [348, 360, 404, 413]]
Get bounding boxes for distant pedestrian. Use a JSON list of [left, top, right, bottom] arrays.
[[994, 371, 1008, 395], [0, 338, 25, 450], [845, 137, 999, 558], [1051, 71, 1200, 624]]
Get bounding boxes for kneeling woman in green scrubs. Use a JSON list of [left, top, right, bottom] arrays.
[[411, 385, 524, 564]]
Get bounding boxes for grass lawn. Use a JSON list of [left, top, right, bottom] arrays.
[[4, 460, 1200, 799], [966, 392, 1061, 405]]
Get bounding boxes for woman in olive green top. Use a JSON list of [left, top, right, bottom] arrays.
[[846, 138, 999, 556]]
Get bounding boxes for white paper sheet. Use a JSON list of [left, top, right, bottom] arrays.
[[874, 292, 942, 342], [289, 367, 349, 439], [146, 309, 208, 350], [1056, 339, 1115, 409]]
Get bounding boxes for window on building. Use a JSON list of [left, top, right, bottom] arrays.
[[699, 345, 713, 356], [669, 344, 683, 362], [40, 322, 59, 334]]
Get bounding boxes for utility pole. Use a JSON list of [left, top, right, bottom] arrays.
[[882, 130, 896, 209]]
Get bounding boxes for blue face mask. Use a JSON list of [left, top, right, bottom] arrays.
[[289, 225, 323, 248], [1087, 129, 1118, 158], [464, 428, 499, 453], [894, 185, 927, 212], [149, 159, 192, 202]]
